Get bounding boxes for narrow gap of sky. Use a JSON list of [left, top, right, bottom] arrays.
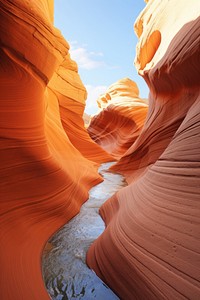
[[54, 0, 149, 115]]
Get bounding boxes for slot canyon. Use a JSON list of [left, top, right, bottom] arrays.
[[0, 0, 200, 299]]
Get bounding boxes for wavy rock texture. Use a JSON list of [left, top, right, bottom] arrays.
[[48, 53, 113, 163], [110, 0, 200, 183], [87, 1, 200, 299], [88, 78, 148, 159], [0, 1, 111, 299]]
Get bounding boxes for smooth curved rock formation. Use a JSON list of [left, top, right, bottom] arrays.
[[110, 2, 200, 183], [0, 1, 111, 299], [48, 53, 113, 163], [88, 78, 148, 159], [87, 1, 200, 299]]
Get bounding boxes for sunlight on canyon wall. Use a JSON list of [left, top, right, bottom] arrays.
[[87, 0, 200, 299], [87, 78, 148, 160], [0, 1, 112, 299], [1, 0, 200, 299]]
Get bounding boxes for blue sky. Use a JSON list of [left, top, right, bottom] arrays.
[[54, 0, 149, 114]]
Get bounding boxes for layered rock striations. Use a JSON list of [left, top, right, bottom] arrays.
[[48, 53, 113, 163], [88, 78, 148, 159], [0, 1, 111, 299], [109, 0, 200, 183], [87, 1, 200, 299]]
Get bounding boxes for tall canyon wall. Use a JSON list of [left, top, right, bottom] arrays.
[[0, 1, 112, 299], [1, 0, 200, 299], [87, 0, 200, 299]]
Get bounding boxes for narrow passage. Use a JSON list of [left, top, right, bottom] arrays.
[[42, 162, 127, 300]]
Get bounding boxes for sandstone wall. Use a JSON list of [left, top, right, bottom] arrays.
[[0, 1, 111, 299], [87, 1, 200, 299], [88, 78, 148, 160]]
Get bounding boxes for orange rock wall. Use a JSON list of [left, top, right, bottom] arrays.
[[48, 53, 113, 163], [87, 1, 200, 299], [0, 1, 110, 299], [88, 78, 148, 159]]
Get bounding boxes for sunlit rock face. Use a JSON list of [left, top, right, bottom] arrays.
[[88, 78, 148, 159], [48, 53, 113, 163], [110, 0, 200, 183], [0, 1, 111, 299], [87, 1, 200, 299]]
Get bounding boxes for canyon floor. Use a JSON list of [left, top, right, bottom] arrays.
[[42, 162, 126, 299]]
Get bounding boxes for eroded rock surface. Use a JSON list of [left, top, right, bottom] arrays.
[[48, 53, 112, 164], [87, 1, 200, 299], [0, 1, 111, 299], [88, 78, 148, 159]]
